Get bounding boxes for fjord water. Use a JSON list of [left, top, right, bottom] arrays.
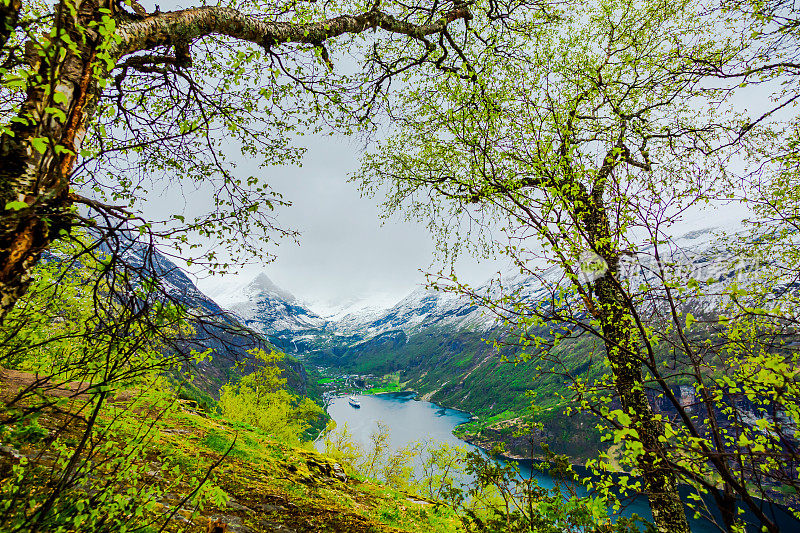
[[321, 392, 472, 452], [316, 392, 763, 532], [318, 393, 655, 525]]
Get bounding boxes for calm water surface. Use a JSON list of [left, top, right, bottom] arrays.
[[314, 392, 771, 532], [319, 391, 472, 451]]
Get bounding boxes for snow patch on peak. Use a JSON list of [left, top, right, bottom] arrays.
[[194, 272, 329, 338], [246, 272, 297, 304], [305, 290, 406, 322], [199, 272, 297, 309]]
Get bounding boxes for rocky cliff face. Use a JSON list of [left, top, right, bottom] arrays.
[[75, 238, 317, 399]]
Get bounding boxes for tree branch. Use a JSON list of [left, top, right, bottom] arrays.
[[111, 5, 472, 59]]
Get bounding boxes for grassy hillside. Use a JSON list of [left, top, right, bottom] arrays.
[[0, 368, 462, 532]]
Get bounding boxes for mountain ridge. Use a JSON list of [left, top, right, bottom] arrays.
[[206, 224, 739, 350], [195, 224, 761, 459]]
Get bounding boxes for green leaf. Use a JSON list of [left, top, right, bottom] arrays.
[[52, 91, 68, 105], [30, 137, 48, 154], [5, 201, 28, 211]]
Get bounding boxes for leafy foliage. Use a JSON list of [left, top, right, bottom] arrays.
[[0, 237, 228, 531], [217, 348, 324, 444], [356, 0, 800, 530], [322, 420, 650, 532]]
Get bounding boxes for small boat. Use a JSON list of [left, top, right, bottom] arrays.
[[348, 397, 361, 408]]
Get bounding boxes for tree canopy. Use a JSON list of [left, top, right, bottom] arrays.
[[0, 0, 474, 320], [357, 0, 800, 530], [1, 0, 799, 531]]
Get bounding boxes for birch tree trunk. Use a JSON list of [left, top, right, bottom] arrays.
[[0, 0, 106, 319], [594, 272, 692, 533], [585, 185, 691, 533]]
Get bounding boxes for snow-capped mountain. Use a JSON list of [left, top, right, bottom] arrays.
[[340, 226, 747, 337], [203, 225, 759, 355], [205, 268, 552, 348], [204, 271, 501, 343], [328, 287, 475, 335], [305, 292, 400, 323], [219, 273, 327, 335], [325, 272, 561, 339]]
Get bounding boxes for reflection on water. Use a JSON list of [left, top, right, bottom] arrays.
[[316, 392, 751, 533]]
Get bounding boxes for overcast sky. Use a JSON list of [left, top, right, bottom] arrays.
[[133, 0, 754, 315], [181, 130, 748, 315], [128, 0, 509, 313], [190, 133, 508, 313]]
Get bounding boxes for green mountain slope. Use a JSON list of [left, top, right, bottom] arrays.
[[309, 326, 606, 461]]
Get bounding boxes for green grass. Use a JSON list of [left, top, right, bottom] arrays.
[[316, 377, 346, 384], [202, 431, 242, 457], [364, 382, 403, 395], [180, 410, 465, 532]]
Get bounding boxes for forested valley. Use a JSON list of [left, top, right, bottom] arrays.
[[1, 0, 800, 532]]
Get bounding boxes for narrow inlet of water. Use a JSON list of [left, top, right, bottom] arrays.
[[315, 393, 660, 525], [316, 392, 798, 532]]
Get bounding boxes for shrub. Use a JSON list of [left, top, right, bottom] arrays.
[[217, 348, 323, 444]]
